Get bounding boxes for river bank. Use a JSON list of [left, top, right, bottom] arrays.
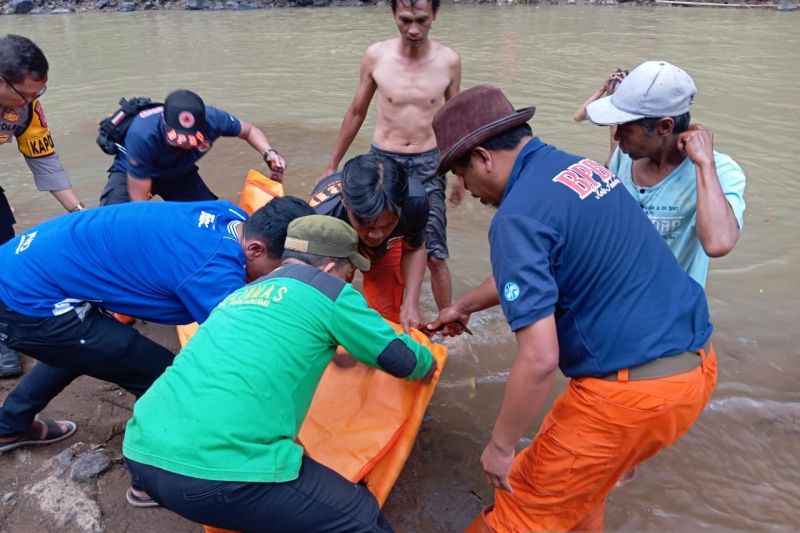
[[1, 0, 791, 16]]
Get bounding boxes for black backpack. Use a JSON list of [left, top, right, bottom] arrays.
[[96, 97, 162, 156]]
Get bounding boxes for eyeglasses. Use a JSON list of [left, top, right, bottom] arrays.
[[0, 74, 46, 103]]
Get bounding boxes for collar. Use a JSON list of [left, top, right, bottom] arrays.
[[500, 137, 546, 204]]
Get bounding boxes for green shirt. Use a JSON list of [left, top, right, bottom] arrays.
[[123, 263, 434, 483]]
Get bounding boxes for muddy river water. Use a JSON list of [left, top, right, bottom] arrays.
[[2, 5, 799, 531]]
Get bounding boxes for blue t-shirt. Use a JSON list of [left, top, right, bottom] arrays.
[[608, 147, 746, 287], [111, 105, 242, 179], [490, 138, 712, 377], [0, 201, 247, 324]]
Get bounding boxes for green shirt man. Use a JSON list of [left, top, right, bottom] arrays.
[[123, 214, 435, 531]]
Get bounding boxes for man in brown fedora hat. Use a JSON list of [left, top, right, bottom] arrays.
[[321, 0, 462, 323], [427, 85, 718, 532]]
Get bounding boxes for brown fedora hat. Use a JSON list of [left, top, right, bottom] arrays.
[[433, 85, 535, 175]]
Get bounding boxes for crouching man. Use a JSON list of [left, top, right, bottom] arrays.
[[123, 214, 437, 533]]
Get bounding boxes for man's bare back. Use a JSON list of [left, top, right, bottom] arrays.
[[370, 37, 460, 153]]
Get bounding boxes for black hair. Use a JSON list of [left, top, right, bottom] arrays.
[[341, 153, 407, 226], [391, 0, 440, 13], [0, 35, 48, 84], [281, 250, 351, 270], [244, 196, 315, 260], [641, 112, 691, 135], [453, 123, 533, 169]]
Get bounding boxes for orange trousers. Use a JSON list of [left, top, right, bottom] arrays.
[[362, 240, 404, 323], [468, 345, 718, 533]]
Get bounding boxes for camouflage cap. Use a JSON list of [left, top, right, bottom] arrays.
[[285, 214, 370, 272]]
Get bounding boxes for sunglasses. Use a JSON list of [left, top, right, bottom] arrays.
[[1, 74, 47, 103]]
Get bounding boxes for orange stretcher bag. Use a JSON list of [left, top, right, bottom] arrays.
[[176, 170, 448, 533]]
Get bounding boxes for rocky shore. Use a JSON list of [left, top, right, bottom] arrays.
[[2, 0, 794, 16]]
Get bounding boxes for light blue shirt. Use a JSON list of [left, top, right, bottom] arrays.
[[608, 147, 746, 287]]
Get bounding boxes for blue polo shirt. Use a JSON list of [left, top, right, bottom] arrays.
[[111, 105, 242, 179], [489, 138, 712, 377], [0, 201, 247, 324]]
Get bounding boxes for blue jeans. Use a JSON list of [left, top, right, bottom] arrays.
[[0, 301, 174, 436], [126, 455, 394, 533]]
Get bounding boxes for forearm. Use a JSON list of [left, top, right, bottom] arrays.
[[491, 317, 559, 451], [127, 176, 152, 202], [327, 108, 366, 171], [695, 161, 739, 257], [574, 89, 604, 122], [242, 124, 272, 155], [400, 245, 427, 310], [50, 188, 83, 212], [491, 352, 557, 452], [456, 276, 500, 314]]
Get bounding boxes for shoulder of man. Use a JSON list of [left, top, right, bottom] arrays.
[[309, 173, 344, 214], [265, 263, 346, 302], [15, 99, 56, 159], [712, 150, 745, 177], [125, 108, 163, 142]]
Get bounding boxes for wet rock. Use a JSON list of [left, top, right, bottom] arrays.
[[57, 448, 76, 468], [296, 0, 313, 5], [313, 0, 329, 5], [25, 457, 103, 533], [777, 0, 797, 10], [144, 1, 157, 7], [30, 6, 46, 13], [120, 1, 137, 9], [69, 451, 112, 482], [52, 7, 72, 12], [187, 0, 207, 8], [3, 491, 16, 503], [96, 0, 109, 7], [10, 0, 35, 14]]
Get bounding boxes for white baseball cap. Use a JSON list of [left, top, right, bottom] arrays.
[[586, 60, 697, 126]]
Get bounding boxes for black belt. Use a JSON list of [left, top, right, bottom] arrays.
[[599, 344, 709, 382]]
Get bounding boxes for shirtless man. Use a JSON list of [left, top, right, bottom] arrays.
[[322, 0, 462, 316]]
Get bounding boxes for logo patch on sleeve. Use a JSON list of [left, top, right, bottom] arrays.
[[23, 131, 55, 157], [503, 282, 520, 302]]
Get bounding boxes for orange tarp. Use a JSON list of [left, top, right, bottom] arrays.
[[175, 170, 448, 533]]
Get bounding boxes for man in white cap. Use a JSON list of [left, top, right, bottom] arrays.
[[586, 60, 746, 287]]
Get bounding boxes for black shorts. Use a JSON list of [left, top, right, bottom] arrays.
[[100, 169, 218, 206], [369, 144, 448, 260], [0, 186, 16, 245]]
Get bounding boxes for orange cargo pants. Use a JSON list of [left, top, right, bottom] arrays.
[[362, 239, 404, 324], [468, 345, 718, 533]]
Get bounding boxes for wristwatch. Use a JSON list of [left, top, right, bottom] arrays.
[[263, 148, 279, 163]]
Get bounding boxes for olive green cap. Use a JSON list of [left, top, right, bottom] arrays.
[[285, 215, 370, 272]]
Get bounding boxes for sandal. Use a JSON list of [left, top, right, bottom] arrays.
[[0, 418, 77, 453], [126, 487, 160, 508]]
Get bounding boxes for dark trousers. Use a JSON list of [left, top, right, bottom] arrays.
[[0, 302, 174, 436], [99, 169, 218, 206], [126, 456, 394, 533], [0, 186, 16, 245]]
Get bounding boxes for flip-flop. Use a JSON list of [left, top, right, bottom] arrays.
[[0, 419, 77, 453], [126, 487, 160, 508]]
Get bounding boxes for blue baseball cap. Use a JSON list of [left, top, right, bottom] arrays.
[[586, 60, 697, 126]]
